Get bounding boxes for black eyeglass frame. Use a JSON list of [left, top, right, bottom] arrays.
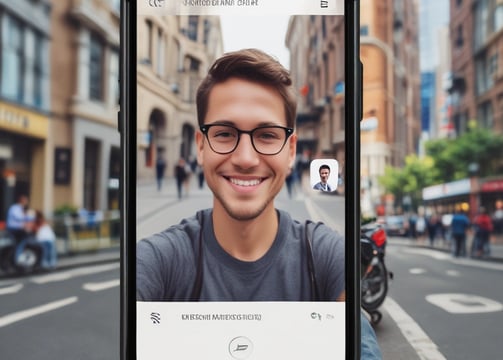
[[199, 123, 294, 155]]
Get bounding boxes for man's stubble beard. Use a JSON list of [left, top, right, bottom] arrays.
[[213, 190, 278, 221]]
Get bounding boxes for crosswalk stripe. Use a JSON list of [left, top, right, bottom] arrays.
[[384, 297, 446, 360], [31, 263, 120, 284], [0, 297, 77, 328], [83, 279, 120, 292], [0, 283, 23, 295]]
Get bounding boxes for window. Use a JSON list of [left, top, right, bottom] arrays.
[[145, 19, 153, 64], [0, 15, 47, 109], [474, 0, 489, 50], [109, 49, 119, 105], [477, 102, 493, 129], [203, 19, 210, 45], [1, 15, 24, 102], [187, 16, 198, 41], [456, 25, 464, 47], [89, 33, 104, 101], [490, 54, 498, 78], [496, 5, 503, 31], [475, 53, 497, 95], [31, 31, 45, 108], [156, 29, 164, 76]]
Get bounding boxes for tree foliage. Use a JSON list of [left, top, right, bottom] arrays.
[[378, 125, 503, 211], [425, 126, 503, 181], [379, 154, 438, 210]]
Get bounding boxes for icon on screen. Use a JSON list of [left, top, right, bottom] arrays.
[[229, 336, 253, 359], [150, 312, 161, 324]]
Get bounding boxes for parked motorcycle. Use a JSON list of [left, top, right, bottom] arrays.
[[0, 230, 43, 275], [360, 222, 393, 325]]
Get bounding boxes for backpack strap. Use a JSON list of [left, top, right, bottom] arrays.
[[189, 211, 204, 301], [190, 214, 323, 301], [305, 220, 322, 301]]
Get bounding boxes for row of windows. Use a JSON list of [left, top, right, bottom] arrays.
[[0, 13, 48, 110], [0, 11, 119, 110]]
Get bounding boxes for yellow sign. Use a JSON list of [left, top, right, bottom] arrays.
[[0, 101, 49, 139]]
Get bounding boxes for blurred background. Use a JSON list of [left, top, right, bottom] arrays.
[[1, 1, 502, 359]]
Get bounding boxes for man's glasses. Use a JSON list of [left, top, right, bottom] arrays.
[[200, 124, 294, 155]]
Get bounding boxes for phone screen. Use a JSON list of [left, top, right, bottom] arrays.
[[121, 1, 360, 359]]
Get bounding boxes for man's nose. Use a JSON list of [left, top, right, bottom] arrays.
[[231, 134, 260, 168]]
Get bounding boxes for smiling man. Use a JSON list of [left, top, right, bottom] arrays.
[[136, 49, 381, 358]]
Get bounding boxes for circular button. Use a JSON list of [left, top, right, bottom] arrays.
[[228, 336, 253, 359]]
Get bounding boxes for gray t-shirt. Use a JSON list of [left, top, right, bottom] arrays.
[[137, 208, 344, 301]]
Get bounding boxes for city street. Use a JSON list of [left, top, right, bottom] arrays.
[[379, 239, 503, 360], [2, 178, 503, 359]]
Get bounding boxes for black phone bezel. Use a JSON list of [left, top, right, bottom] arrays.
[[120, 1, 362, 359]]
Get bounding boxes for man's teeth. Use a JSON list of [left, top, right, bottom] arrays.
[[230, 178, 261, 186]]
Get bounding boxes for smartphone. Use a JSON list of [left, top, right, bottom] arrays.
[[120, 0, 361, 359]]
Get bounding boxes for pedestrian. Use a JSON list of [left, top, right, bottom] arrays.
[[285, 168, 295, 198], [492, 201, 503, 234], [408, 214, 417, 239], [174, 157, 187, 200], [136, 48, 381, 357], [416, 215, 427, 242], [5, 195, 31, 263], [472, 206, 493, 258], [155, 154, 166, 191], [427, 214, 440, 247], [183, 156, 194, 196], [450, 209, 470, 257], [196, 163, 205, 189], [34, 210, 57, 270]]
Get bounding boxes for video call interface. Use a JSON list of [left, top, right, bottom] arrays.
[[134, 1, 347, 358]]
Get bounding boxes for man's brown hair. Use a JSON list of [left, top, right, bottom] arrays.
[[196, 48, 297, 128]]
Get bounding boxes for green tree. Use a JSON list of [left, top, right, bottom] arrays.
[[379, 154, 438, 211], [425, 125, 503, 181]]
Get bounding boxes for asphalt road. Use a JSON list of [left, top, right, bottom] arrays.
[[0, 263, 120, 360], [381, 239, 503, 359]]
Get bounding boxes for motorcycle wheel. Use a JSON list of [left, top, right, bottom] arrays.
[[361, 260, 388, 311], [14, 245, 41, 274]]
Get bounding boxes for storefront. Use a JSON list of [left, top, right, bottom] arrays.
[[422, 176, 503, 229], [0, 101, 49, 221]]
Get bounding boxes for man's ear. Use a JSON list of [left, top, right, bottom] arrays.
[[196, 131, 205, 166]]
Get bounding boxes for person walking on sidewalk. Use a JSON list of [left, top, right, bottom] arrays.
[[450, 209, 470, 257], [472, 206, 493, 258], [155, 154, 166, 191], [174, 157, 187, 200]]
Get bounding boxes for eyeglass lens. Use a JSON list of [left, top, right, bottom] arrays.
[[206, 125, 288, 154]]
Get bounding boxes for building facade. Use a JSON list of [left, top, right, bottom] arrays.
[[51, 0, 120, 213], [136, 15, 223, 181], [0, 0, 52, 221], [359, 0, 421, 213], [286, 15, 346, 170]]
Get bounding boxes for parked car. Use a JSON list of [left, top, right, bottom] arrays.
[[382, 215, 409, 237]]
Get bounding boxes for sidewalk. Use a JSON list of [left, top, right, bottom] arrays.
[[388, 235, 503, 262], [56, 245, 120, 271], [55, 178, 503, 271]]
